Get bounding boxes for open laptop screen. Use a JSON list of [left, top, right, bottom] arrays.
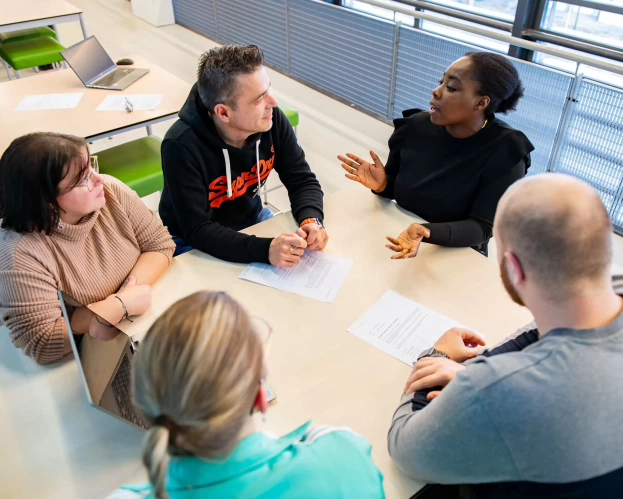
[[61, 36, 116, 85]]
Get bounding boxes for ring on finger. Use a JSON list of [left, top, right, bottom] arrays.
[[289, 245, 298, 254]]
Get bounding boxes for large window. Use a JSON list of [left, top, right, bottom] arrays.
[[534, 43, 623, 87], [344, 0, 510, 51], [542, 1, 623, 50], [341, 0, 623, 87], [342, 0, 416, 23], [421, 15, 510, 52], [425, 0, 517, 21]]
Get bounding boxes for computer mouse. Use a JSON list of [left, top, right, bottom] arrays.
[[116, 58, 134, 66]]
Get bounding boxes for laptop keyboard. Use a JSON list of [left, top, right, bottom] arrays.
[[92, 68, 134, 87], [111, 355, 150, 429]]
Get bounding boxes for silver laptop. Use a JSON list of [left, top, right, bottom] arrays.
[[61, 36, 149, 90], [58, 290, 150, 430]]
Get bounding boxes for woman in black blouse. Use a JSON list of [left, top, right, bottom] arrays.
[[338, 52, 534, 258]]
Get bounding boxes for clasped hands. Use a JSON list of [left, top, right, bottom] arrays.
[[338, 151, 430, 259], [269, 222, 329, 268], [403, 328, 487, 401]]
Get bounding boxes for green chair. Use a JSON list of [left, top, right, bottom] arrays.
[[0, 27, 59, 44], [0, 36, 66, 80], [279, 103, 299, 134], [96, 136, 164, 198]]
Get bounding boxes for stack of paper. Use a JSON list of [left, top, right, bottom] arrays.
[[239, 250, 353, 303], [16, 93, 84, 111], [96, 94, 164, 111], [347, 290, 464, 365]]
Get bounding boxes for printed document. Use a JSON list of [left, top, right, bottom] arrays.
[[16, 93, 83, 111], [347, 290, 465, 365], [239, 250, 353, 303], [96, 94, 164, 111]]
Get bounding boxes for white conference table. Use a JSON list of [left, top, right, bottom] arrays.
[[0, 188, 533, 498], [0, 55, 191, 154], [0, 0, 89, 38]]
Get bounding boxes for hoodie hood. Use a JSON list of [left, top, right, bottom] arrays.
[[179, 83, 263, 199]]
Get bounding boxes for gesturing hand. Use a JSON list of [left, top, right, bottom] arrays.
[[386, 224, 430, 259], [338, 151, 387, 192]]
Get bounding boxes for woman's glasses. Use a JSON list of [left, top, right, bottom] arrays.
[[65, 156, 99, 193], [251, 316, 274, 356]]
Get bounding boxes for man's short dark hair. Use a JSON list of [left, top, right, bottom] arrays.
[[196, 44, 265, 112], [0, 132, 88, 234]]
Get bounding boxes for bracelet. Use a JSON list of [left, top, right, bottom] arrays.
[[94, 314, 115, 328], [114, 295, 133, 323]]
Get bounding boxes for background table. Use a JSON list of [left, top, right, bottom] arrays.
[[0, 0, 89, 38], [0, 55, 191, 154], [0, 188, 533, 498]]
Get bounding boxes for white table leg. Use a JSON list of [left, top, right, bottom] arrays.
[[79, 13, 90, 38], [4, 61, 13, 80], [146, 125, 154, 136]]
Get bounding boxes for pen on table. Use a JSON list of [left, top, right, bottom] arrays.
[[124, 97, 133, 113]]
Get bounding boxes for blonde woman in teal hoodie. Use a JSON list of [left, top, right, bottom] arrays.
[[109, 291, 385, 499]]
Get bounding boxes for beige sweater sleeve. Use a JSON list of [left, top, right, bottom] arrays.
[[106, 176, 175, 260], [0, 252, 66, 364]]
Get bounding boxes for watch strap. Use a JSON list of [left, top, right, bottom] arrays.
[[417, 348, 449, 361], [300, 217, 324, 229]]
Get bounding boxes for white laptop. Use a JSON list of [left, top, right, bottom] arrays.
[[61, 36, 149, 90]]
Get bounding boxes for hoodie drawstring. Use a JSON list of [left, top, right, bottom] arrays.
[[222, 149, 233, 198], [255, 140, 261, 197], [222, 141, 263, 199]]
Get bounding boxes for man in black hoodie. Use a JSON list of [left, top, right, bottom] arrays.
[[159, 45, 328, 267]]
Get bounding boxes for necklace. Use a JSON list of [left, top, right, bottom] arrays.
[[481, 119, 488, 130]]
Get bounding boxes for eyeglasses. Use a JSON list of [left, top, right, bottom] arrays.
[[71, 156, 99, 192], [251, 316, 274, 356]]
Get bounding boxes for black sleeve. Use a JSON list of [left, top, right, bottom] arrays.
[[480, 329, 539, 357], [273, 108, 324, 224], [374, 114, 413, 200], [161, 140, 272, 263], [409, 328, 539, 413], [421, 158, 527, 247], [422, 218, 490, 247]]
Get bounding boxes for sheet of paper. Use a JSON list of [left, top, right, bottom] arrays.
[[239, 250, 353, 303], [16, 93, 84, 111], [347, 290, 465, 366], [96, 94, 164, 111]]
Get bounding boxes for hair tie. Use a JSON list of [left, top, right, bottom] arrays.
[[153, 415, 176, 435]]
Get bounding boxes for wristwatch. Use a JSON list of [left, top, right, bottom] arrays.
[[300, 217, 324, 229], [417, 348, 449, 361]]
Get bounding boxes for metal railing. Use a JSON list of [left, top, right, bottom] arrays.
[[358, 0, 623, 75]]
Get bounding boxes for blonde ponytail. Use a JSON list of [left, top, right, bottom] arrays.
[[142, 425, 171, 499], [132, 292, 264, 496]]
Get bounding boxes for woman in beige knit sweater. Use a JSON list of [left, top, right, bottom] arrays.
[[0, 132, 175, 364]]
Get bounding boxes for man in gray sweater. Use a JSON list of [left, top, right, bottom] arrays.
[[388, 173, 623, 498]]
